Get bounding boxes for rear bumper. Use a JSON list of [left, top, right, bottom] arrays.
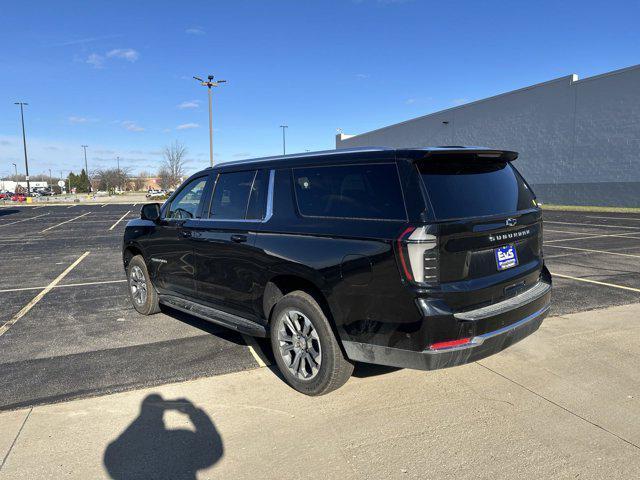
[[342, 303, 549, 371]]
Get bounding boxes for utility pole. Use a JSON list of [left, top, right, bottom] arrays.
[[116, 156, 120, 192], [48, 168, 52, 187], [14, 102, 30, 195], [82, 145, 90, 192], [280, 125, 288, 155], [193, 74, 226, 167], [12, 163, 18, 179]]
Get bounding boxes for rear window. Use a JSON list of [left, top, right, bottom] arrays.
[[418, 160, 536, 220], [293, 163, 406, 220]]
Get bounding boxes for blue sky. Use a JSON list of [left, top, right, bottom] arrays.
[[1, 0, 639, 178]]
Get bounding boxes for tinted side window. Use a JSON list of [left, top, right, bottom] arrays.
[[166, 177, 208, 219], [246, 169, 269, 220], [293, 163, 406, 220], [209, 170, 256, 219]]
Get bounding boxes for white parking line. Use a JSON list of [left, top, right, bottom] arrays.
[[66, 205, 75, 209], [0, 213, 50, 228], [545, 231, 640, 244], [101, 203, 107, 208], [551, 272, 640, 293], [0, 279, 126, 294], [545, 220, 640, 230], [0, 252, 90, 337], [546, 244, 640, 259], [241, 334, 270, 367], [41, 212, 90, 232], [586, 215, 640, 222], [108, 210, 131, 231]]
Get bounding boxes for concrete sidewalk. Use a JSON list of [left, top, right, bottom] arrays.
[[1, 303, 639, 479]]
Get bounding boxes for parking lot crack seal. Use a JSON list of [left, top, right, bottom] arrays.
[[476, 362, 640, 451], [0, 408, 32, 472]]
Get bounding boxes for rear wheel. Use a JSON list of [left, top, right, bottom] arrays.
[[270, 291, 353, 396], [127, 255, 160, 315]]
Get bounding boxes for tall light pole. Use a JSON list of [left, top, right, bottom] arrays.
[[280, 125, 288, 155], [14, 102, 30, 195], [81, 145, 90, 192], [116, 156, 121, 192], [12, 163, 18, 179], [193, 74, 226, 167], [48, 168, 52, 187]]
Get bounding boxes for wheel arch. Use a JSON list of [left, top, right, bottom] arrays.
[[263, 275, 338, 329], [122, 242, 145, 269]]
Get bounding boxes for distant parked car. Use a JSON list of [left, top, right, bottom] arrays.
[[0, 191, 12, 199], [146, 190, 167, 199]]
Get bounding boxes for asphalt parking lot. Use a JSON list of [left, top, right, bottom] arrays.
[[0, 204, 639, 411]]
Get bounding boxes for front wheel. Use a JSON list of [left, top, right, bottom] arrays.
[[127, 255, 160, 315], [270, 291, 353, 396]]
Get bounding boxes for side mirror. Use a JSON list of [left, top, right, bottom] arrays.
[[141, 203, 161, 222]]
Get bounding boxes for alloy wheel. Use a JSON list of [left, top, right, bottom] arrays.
[[277, 309, 322, 380], [129, 265, 148, 306]]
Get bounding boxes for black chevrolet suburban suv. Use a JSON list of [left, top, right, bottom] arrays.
[[123, 147, 551, 395]]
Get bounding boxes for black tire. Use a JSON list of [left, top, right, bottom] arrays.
[[270, 291, 353, 396], [127, 255, 160, 315]]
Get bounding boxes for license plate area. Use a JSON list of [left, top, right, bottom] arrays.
[[495, 244, 518, 271]]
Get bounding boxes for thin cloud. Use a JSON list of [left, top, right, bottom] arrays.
[[51, 34, 124, 48], [185, 27, 205, 35], [121, 121, 145, 132], [355, 73, 370, 79], [451, 98, 469, 106], [177, 100, 200, 109], [68, 116, 98, 124], [233, 152, 251, 158], [176, 123, 200, 130], [86, 53, 104, 69], [405, 96, 432, 105], [107, 48, 139, 62]]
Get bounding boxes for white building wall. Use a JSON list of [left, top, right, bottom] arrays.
[[0, 181, 49, 192], [336, 65, 640, 207]]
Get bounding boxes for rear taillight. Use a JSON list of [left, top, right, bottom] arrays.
[[396, 225, 438, 285]]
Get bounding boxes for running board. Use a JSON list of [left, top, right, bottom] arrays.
[[158, 295, 268, 337]]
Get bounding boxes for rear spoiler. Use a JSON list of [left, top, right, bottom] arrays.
[[402, 149, 519, 162]]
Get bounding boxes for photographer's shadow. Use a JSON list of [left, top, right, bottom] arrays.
[[104, 394, 223, 480]]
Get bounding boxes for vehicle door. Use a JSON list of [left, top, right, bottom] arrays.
[[145, 175, 212, 298], [190, 168, 271, 322]]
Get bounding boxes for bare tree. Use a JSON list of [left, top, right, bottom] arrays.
[[94, 167, 131, 192], [157, 167, 172, 190], [133, 171, 149, 191], [160, 141, 188, 188]]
